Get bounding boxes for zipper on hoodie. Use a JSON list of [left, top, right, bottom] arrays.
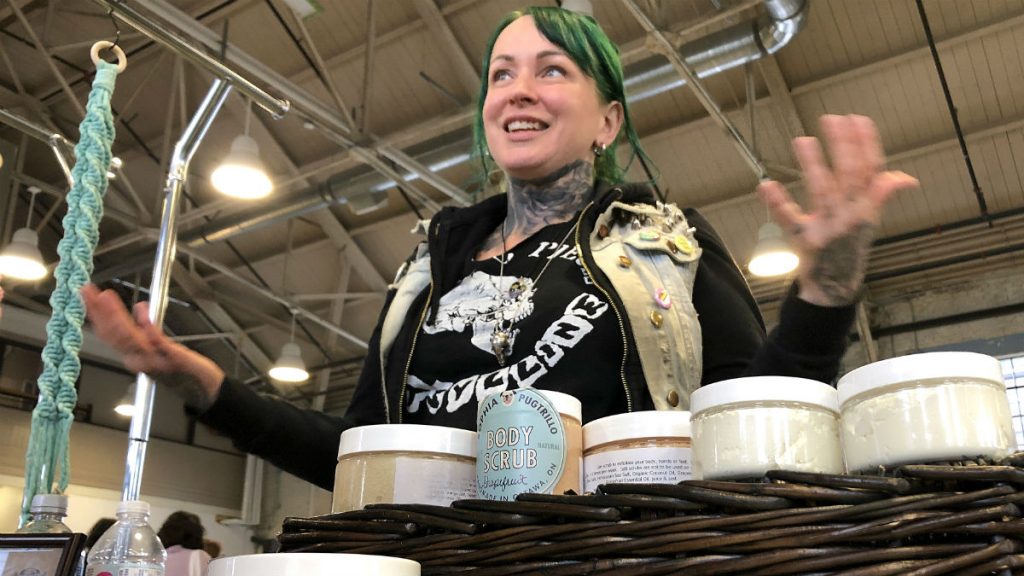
[[576, 193, 633, 412]]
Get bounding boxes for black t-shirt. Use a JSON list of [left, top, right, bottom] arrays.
[[403, 219, 626, 429]]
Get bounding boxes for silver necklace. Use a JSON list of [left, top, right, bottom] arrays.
[[490, 218, 579, 367]]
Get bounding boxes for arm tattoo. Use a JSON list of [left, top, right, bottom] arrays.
[[807, 222, 876, 306]]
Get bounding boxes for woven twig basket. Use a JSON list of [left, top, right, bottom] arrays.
[[279, 458, 1024, 575]]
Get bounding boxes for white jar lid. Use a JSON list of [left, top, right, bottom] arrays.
[[690, 377, 838, 415], [837, 351, 1003, 406], [583, 410, 690, 449], [209, 553, 420, 576], [337, 424, 476, 460], [538, 389, 582, 421]]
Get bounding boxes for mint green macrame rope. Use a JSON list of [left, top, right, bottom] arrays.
[[21, 60, 117, 522]]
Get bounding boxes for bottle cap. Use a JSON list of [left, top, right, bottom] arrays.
[[30, 494, 68, 515], [116, 500, 151, 516]]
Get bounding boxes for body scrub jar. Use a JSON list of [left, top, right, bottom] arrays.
[[477, 389, 582, 500], [690, 377, 843, 480], [332, 424, 477, 513], [838, 351, 1015, 472], [583, 411, 691, 493]]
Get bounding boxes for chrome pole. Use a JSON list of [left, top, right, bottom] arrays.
[[122, 79, 232, 501], [92, 0, 288, 118], [0, 108, 76, 186]]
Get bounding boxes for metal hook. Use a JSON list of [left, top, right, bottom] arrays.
[[105, 6, 121, 49]]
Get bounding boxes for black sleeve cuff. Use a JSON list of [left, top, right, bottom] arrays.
[[774, 283, 857, 358]]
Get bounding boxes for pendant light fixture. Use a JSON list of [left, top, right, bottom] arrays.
[[748, 221, 799, 277], [0, 187, 47, 281], [269, 313, 309, 383], [114, 384, 136, 417], [268, 221, 308, 382], [211, 98, 272, 199]]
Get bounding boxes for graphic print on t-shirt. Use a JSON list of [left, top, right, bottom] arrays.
[[422, 267, 536, 357], [405, 220, 623, 428]]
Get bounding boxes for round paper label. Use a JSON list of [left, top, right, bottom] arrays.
[[476, 389, 566, 500]]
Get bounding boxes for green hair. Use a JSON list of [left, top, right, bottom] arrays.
[[472, 6, 655, 185]]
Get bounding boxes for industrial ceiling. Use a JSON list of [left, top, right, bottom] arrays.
[[1, 0, 1023, 412]]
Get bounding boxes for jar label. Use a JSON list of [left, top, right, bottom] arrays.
[[583, 446, 691, 492], [393, 456, 477, 504], [477, 389, 565, 500]]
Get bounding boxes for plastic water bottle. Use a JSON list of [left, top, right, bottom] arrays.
[[85, 500, 166, 576], [17, 494, 72, 533]]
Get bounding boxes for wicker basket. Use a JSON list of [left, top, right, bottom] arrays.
[[278, 458, 1024, 575]]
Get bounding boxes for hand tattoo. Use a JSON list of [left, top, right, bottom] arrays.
[[807, 222, 876, 306]]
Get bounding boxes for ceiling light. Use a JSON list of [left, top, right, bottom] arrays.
[[114, 386, 136, 417], [211, 134, 273, 199], [0, 228, 47, 281], [0, 187, 47, 281], [269, 341, 309, 383], [748, 222, 799, 277]]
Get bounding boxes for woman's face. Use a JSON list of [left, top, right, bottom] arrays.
[[482, 16, 622, 181]]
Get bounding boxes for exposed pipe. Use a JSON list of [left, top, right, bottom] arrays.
[[96, 0, 808, 257], [92, 0, 287, 118], [123, 79, 232, 502]]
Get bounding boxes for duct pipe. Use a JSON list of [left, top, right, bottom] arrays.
[[96, 0, 807, 269], [122, 79, 232, 502]]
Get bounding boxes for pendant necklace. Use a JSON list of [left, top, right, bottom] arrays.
[[490, 218, 579, 367]]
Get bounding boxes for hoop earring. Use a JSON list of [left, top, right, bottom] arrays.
[[592, 142, 607, 157]]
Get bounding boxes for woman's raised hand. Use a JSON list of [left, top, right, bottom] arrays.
[[81, 284, 225, 410], [757, 114, 919, 307]]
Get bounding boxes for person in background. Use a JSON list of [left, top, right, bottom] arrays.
[[158, 511, 211, 576], [81, 7, 918, 492], [201, 539, 221, 560]]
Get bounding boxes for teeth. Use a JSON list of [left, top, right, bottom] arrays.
[[507, 120, 544, 132]]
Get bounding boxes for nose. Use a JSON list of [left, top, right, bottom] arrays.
[[507, 74, 537, 106]]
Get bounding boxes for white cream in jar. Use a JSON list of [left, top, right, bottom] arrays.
[[838, 352, 1015, 472], [690, 377, 843, 480], [583, 410, 691, 492], [332, 424, 477, 513]]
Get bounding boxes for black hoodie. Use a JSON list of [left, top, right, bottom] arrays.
[[199, 182, 855, 490]]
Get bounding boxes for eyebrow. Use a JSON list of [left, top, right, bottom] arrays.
[[490, 49, 568, 65]]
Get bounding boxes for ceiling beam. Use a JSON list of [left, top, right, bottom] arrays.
[[757, 54, 806, 141], [410, 0, 479, 99]]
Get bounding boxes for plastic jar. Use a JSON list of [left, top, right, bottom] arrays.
[[477, 389, 582, 499], [838, 352, 1016, 472], [332, 424, 477, 513], [583, 411, 691, 492], [690, 377, 843, 480], [209, 553, 419, 576]]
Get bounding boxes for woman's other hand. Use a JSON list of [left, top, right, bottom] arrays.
[[757, 114, 919, 307], [81, 283, 225, 411]]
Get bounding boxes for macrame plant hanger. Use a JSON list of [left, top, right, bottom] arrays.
[[20, 41, 127, 524]]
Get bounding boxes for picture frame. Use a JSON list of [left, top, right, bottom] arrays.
[[0, 533, 85, 576]]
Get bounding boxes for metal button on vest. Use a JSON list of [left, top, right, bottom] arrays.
[[666, 239, 678, 254], [667, 390, 679, 407], [618, 255, 632, 268], [598, 224, 610, 239], [649, 310, 663, 328]]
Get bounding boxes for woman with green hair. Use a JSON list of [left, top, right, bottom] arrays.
[[83, 7, 916, 490]]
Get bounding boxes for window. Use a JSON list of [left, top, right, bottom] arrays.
[[1002, 355, 1024, 449]]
